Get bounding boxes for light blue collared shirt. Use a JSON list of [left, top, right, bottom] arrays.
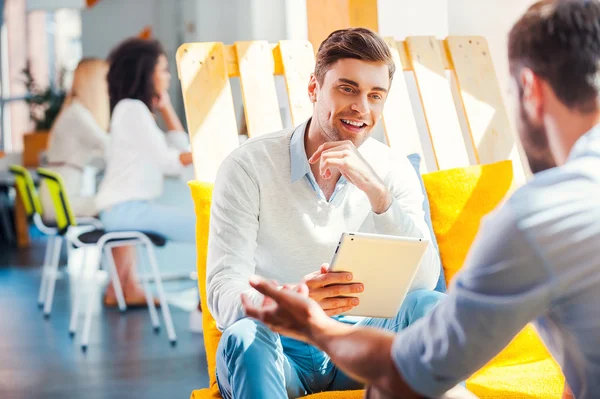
[[393, 125, 600, 398], [290, 120, 348, 202]]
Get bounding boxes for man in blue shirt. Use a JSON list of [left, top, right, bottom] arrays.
[[243, 1, 600, 397]]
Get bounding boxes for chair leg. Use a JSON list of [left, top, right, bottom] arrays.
[[69, 246, 89, 337], [43, 236, 63, 318], [144, 243, 177, 345], [0, 192, 14, 244], [137, 246, 160, 331], [66, 240, 75, 268], [38, 235, 55, 308], [103, 246, 127, 312], [81, 246, 102, 351]]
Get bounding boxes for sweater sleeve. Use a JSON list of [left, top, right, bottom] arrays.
[[123, 100, 183, 176], [206, 155, 263, 330], [359, 151, 440, 291], [76, 106, 110, 161]]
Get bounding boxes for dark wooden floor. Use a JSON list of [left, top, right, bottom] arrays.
[[0, 238, 209, 399]]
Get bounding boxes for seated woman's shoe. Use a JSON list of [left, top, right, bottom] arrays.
[[103, 292, 161, 308]]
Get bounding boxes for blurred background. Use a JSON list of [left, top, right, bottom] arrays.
[[0, 1, 540, 398], [0, 0, 537, 155]]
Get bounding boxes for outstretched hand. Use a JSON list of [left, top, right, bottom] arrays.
[[242, 276, 335, 345]]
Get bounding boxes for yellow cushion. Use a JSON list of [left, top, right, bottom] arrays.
[[189, 181, 222, 398], [190, 388, 221, 399], [189, 161, 564, 399], [422, 161, 563, 397], [304, 391, 364, 398], [467, 325, 564, 398], [421, 160, 513, 284], [190, 389, 364, 399]]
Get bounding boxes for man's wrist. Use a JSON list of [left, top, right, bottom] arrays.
[[367, 183, 392, 214], [310, 316, 353, 351]]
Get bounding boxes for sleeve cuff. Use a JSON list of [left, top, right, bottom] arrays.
[[371, 197, 414, 236], [163, 147, 185, 176], [391, 325, 449, 398], [166, 130, 190, 151]]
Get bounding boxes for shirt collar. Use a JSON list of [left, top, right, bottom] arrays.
[[568, 123, 600, 162], [290, 119, 312, 184]]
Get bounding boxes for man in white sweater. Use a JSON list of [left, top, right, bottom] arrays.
[[208, 27, 444, 398]]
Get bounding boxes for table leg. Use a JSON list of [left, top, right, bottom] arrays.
[[15, 189, 30, 248]]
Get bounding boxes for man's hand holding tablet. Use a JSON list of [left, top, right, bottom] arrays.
[[299, 264, 365, 316]]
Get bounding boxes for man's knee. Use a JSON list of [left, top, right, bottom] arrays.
[[402, 289, 446, 326], [218, 318, 281, 367]]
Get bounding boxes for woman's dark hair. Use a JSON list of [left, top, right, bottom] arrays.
[[107, 37, 165, 113]]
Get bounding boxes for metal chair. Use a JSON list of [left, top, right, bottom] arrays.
[[9, 165, 103, 317], [36, 167, 177, 351]]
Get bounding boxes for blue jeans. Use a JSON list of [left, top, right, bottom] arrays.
[[99, 200, 195, 243], [216, 289, 445, 399]]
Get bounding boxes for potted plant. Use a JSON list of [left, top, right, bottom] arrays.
[[21, 61, 66, 167]]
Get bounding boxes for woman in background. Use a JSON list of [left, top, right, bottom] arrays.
[[40, 58, 138, 307], [40, 58, 110, 221], [96, 38, 197, 310]]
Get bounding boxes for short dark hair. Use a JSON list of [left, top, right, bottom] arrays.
[[107, 37, 165, 113], [508, 0, 600, 112], [315, 28, 395, 85]]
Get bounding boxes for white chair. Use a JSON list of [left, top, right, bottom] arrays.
[[9, 165, 103, 317], [37, 167, 177, 351]]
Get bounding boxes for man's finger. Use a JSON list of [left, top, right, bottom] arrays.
[[317, 282, 363, 298], [243, 302, 262, 320], [297, 283, 310, 296], [249, 275, 287, 302], [320, 296, 359, 310], [319, 152, 352, 178], [243, 294, 283, 324], [314, 271, 355, 286], [249, 275, 307, 310], [325, 306, 355, 317], [320, 149, 351, 162], [309, 141, 352, 164], [319, 158, 346, 178], [302, 269, 323, 286]]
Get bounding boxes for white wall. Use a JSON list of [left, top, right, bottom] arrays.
[[82, 0, 287, 129], [447, 0, 536, 109], [284, 0, 308, 41], [81, 0, 155, 59], [378, 0, 448, 39], [80, 0, 533, 140], [81, 0, 186, 123], [376, 0, 450, 157], [375, 0, 535, 168]]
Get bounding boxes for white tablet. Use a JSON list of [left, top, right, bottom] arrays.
[[327, 232, 429, 318]]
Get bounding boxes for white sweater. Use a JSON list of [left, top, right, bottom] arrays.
[[40, 100, 109, 220], [95, 99, 189, 211], [207, 125, 441, 330]]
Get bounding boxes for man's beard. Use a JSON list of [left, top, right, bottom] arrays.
[[518, 102, 557, 174], [315, 109, 370, 148]]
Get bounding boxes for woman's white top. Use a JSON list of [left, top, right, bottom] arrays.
[[40, 100, 109, 220], [95, 99, 188, 212]]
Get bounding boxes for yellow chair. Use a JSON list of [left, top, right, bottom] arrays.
[[177, 37, 564, 398], [9, 165, 108, 317], [9, 165, 63, 314]]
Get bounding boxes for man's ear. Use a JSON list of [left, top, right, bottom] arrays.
[[308, 73, 318, 103], [520, 68, 544, 123]]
